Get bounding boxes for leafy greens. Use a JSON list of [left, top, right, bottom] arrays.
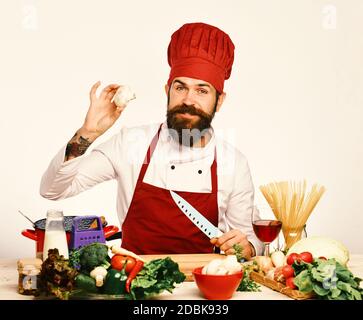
[[294, 259, 363, 300], [126, 257, 186, 300]]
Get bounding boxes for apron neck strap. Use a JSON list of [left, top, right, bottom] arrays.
[[138, 123, 163, 181], [211, 149, 218, 193]]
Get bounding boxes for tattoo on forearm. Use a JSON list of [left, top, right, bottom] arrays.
[[65, 134, 92, 161]]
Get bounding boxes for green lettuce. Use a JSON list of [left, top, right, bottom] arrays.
[[293, 259, 363, 300], [126, 257, 186, 300]]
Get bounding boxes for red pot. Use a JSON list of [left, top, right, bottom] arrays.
[[21, 216, 119, 258]]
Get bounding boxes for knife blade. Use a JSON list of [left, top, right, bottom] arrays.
[[170, 190, 223, 239]]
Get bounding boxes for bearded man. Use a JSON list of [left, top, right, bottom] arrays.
[[40, 22, 263, 258]]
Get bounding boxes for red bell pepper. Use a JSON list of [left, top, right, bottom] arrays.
[[125, 259, 144, 293]]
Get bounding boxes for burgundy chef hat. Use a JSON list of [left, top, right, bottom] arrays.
[[167, 22, 235, 93]]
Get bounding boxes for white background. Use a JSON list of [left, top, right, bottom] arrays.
[[0, 0, 362, 259]]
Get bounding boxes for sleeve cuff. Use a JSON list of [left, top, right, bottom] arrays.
[[248, 238, 264, 257]]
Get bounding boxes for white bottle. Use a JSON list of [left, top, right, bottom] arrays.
[[43, 210, 69, 261]]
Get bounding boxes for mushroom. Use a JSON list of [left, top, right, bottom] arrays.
[[222, 255, 242, 274], [113, 85, 136, 109], [202, 259, 224, 275], [90, 266, 108, 287]]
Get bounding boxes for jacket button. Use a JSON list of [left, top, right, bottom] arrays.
[[171, 165, 175, 170], [198, 170, 202, 174]]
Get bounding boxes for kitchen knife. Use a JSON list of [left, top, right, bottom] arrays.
[[170, 190, 223, 239]]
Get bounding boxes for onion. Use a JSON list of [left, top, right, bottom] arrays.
[[274, 266, 285, 283], [265, 268, 275, 280], [254, 256, 274, 274], [271, 251, 286, 268]]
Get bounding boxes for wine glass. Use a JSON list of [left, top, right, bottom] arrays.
[[252, 205, 282, 257]]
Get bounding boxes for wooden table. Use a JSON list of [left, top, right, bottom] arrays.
[[1, 255, 362, 300]]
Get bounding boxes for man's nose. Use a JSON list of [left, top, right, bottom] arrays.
[[181, 90, 196, 105]]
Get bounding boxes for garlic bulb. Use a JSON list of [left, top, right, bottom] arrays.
[[113, 85, 136, 108]]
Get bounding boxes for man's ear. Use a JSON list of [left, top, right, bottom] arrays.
[[216, 92, 226, 112], [164, 84, 169, 96]]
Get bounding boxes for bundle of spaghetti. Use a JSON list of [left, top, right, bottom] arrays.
[[259, 180, 326, 249]]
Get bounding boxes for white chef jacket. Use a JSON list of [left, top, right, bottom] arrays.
[[40, 122, 263, 255]]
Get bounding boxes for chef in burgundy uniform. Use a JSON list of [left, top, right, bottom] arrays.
[[40, 23, 263, 258]]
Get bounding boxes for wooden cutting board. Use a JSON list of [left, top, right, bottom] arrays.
[[139, 253, 223, 281]]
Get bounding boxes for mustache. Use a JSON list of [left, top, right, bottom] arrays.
[[167, 104, 213, 120], [166, 103, 215, 147]]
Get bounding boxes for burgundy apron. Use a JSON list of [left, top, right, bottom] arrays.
[[121, 124, 219, 254]]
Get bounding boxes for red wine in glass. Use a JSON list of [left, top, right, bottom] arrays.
[[253, 220, 282, 256]]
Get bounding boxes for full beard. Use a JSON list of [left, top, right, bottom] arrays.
[[166, 104, 215, 147]]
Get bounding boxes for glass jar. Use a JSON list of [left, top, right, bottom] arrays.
[[302, 225, 308, 238], [17, 258, 42, 295], [43, 209, 69, 260], [282, 224, 308, 250]]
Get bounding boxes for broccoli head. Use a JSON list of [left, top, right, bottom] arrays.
[[79, 243, 110, 272]]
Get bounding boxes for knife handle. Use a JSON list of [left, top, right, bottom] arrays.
[[216, 229, 223, 238]]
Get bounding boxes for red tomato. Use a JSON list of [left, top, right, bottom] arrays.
[[286, 277, 297, 289], [286, 253, 300, 265], [299, 252, 313, 264], [111, 255, 136, 273], [282, 265, 295, 279]]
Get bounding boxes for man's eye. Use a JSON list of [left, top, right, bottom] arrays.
[[197, 89, 208, 94], [175, 86, 185, 91]]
